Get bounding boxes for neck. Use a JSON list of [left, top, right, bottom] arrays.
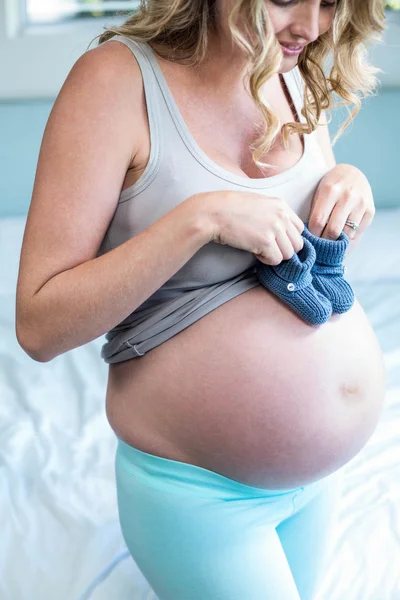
[[190, 31, 251, 92]]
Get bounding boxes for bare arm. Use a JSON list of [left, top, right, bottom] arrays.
[[15, 42, 212, 363]]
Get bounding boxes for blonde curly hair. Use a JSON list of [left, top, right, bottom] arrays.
[[88, 0, 386, 174]]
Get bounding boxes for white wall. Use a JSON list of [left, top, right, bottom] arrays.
[[0, 0, 126, 99], [369, 10, 400, 88]]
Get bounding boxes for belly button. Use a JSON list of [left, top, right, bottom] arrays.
[[340, 382, 362, 401]]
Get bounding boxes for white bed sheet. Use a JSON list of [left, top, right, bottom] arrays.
[[1, 211, 400, 600]]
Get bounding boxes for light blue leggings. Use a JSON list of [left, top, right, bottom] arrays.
[[115, 436, 344, 600]]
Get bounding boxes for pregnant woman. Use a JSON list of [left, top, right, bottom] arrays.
[[16, 0, 387, 598]]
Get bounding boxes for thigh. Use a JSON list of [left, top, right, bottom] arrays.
[[115, 445, 303, 600], [276, 469, 345, 600]]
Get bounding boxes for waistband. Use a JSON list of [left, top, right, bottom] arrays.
[[115, 436, 337, 500]]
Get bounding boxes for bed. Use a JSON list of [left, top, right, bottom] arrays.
[[1, 209, 400, 600]]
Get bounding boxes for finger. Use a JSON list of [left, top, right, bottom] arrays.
[[286, 221, 305, 253], [347, 210, 375, 245], [331, 199, 367, 240], [308, 188, 338, 237], [342, 211, 369, 256], [343, 208, 372, 240], [275, 229, 297, 261], [322, 203, 366, 240], [253, 236, 283, 265], [290, 212, 306, 234]]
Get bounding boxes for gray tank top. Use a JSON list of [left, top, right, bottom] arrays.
[[96, 35, 330, 364]]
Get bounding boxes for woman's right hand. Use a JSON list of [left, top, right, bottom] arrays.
[[194, 190, 305, 266]]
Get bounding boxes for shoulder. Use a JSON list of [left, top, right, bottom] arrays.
[[77, 38, 145, 93], [68, 38, 148, 168]]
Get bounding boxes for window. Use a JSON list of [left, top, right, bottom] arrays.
[[0, 0, 140, 99], [26, 1, 139, 25], [23, 0, 400, 26]]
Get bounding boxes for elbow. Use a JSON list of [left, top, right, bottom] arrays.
[[15, 298, 56, 362], [28, 348, 54, 364], [15, 324, 54, 363]]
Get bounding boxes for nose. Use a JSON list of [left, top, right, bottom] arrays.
[[290, 4, 320, 44]]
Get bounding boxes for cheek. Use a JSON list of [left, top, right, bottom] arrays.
[[319, 12, 335, 36], [265, 7, 289, 35]]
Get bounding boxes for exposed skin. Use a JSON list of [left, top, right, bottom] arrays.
[[205, 0, 375, 247], [100, 0, 384, 490], [14, 0, 386, 497], [209, 0, 337, 76]]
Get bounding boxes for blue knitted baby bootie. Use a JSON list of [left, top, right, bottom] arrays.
[[255, 237, 332, 325], [302, 222, 354, 314]]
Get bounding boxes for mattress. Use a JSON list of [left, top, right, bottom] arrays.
[[1, 210, 400, 600]]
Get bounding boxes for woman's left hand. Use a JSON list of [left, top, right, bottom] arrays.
[[307, 164, 375, 243]]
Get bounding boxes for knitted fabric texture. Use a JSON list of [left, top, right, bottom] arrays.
[[302, 222, 355, 314], [255, 237, 332, 325]]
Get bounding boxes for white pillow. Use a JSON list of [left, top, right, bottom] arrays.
[[344, 208, 400, 282]]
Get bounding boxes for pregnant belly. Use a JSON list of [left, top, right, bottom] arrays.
[[106, 285, 387, 489]]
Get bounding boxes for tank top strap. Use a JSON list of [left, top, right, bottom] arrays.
[[101, 36, 319, 193], [103, 35, 165, 178], [282, 66, 306, 125], [103, 35, 307, 136], [282, 66, 323, 162]]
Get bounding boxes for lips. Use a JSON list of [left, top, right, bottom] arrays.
[[280, 42, 304, 51], [279, 41, 305, 57]]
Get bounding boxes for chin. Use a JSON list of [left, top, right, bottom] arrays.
[[278, 56, 299, 73]]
